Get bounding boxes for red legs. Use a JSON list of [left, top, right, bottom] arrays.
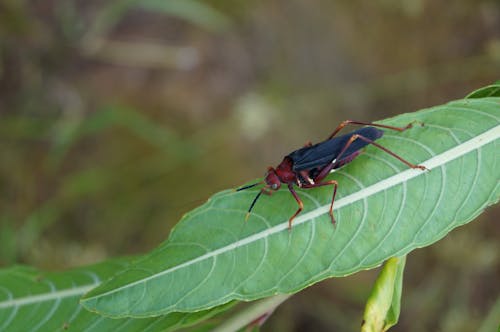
[[283, 122, 427, 229], [327, 120, 417, 140], [299, 170, 314, 185], [336, 134, 428, 170], [245, 121, 425, 228], [300, 152, 343, 186], [287, 183, 303, 230], [287, 180, 339, 229], [301, 180, 338, 226], [313, 161, 336, 183], [284, 130, 427, 229]]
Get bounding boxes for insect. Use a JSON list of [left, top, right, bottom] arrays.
[[237, 120, 427, 229]]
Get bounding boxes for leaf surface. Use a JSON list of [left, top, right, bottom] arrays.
[[465, 83, 500, 98], [0, 260, 232, 331], [82, 97, 500, 317]]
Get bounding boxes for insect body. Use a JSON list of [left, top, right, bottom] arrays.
[[237, 120, 427, 229]]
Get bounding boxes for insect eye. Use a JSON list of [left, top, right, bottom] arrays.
[[271, 183, 278, 190]]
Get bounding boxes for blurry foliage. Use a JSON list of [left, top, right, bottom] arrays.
[[0, 0, 499, 331]]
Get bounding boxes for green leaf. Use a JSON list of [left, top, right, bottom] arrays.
[[361, 256, 406, 332], [465, 83, 500, 98], [0, 260, 234, 331], [81, 97, 500, 317]]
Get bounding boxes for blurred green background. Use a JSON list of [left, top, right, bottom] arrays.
[[0, 1, 499, 331]]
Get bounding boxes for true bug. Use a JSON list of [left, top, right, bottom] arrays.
[[237, 120, 427, 229]]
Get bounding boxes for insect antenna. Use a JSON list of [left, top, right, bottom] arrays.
[[235, 181, 265, 220], [236, 181, 263, 191], [245, 190, 263, 221]]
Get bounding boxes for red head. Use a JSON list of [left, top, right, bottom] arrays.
[[264, 167, 281, 191], [236, 166, 284, 219]]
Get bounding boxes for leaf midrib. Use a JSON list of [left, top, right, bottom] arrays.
[[0, 285, 96, 309], [84, 123, 500, 301]]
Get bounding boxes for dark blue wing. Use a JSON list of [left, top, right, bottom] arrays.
[[288, 127, 384, 171]]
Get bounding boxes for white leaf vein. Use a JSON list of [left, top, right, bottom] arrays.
[[84, 124, 500, 301]]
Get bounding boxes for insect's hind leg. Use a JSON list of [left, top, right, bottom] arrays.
[[335, 134, 427, 170], [308, 149, 360, 183], [327, 120, 418, 139]]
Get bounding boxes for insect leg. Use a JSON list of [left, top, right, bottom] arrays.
[[287, 183, 303, 230], [335, 134, 427, 170], [299, 170, 315, 185], [306, 164, 335, 184], [327, 120, 416, 139], [308, 150, 361, 183], [302, 180, 338, 225]]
